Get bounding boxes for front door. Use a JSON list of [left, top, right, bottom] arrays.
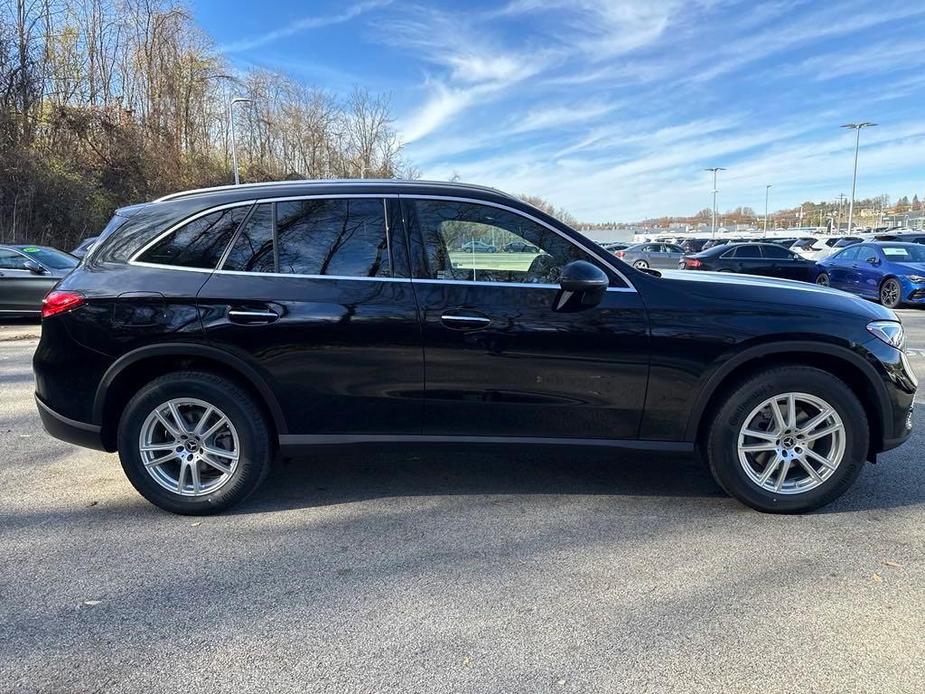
[[198, 196, 424, 436], [401, 197, 649, 440], [0, 249, 53, 313]]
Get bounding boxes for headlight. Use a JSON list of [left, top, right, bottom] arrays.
[[867, 320, 905, 350], [907, 275, 925, 283]]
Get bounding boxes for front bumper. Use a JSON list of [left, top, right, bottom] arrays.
[[35, 396, 107, 451]]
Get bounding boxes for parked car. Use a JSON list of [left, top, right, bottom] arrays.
[[680, 242, 817, 282], [0, 245, 78, 316], [70, 236, 98, 259], [459, 240, 496, 253], [34, 180, 915, 515], [790, 238, 831, 261], [815, 241, 925, 308], [600, 241, 630, 253], [678, 238, 709, 254], [502, 240, 538, 253], [832, 237, 862, 249], [615, 242, 685, 269]]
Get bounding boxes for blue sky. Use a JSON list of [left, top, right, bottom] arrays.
[[193, 0, 925, 222]]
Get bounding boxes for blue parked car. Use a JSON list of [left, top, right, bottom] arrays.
[[815, 241, 925, 308]]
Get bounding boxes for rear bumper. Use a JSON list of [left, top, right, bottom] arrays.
[[35, 395, 107, 451]]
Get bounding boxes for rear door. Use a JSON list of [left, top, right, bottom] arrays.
[[760, 244, 813, 281], [401, 196, 649, 440], [827, 246, 859, 290], [657, 244, 685, 269], [722, 245, 767, 275], [0, 248, 54, 313], [197, 195, 424, 437]]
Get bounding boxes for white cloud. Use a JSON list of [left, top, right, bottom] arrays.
[[219, 0, 392, 53]]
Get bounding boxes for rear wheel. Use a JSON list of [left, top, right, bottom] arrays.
[[117, 371, 272, 514], [706, 367, 868, 513], [633, 259, 649, 269], [815, 272, 830, 286], [880, 278, 902, 308]]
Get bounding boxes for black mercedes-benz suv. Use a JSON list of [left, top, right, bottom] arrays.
[[34, 180, 917, 514]]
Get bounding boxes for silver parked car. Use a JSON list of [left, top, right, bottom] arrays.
[[615, 242, 685, 270]]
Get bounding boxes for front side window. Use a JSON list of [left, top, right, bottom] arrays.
[[19, 247, 79, 269], [405, 199, 604, 285], [222, 198, 390, 277], [137, 206, 250, 269]]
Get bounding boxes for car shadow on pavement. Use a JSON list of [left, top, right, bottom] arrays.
[[233, 445, 728, 514]]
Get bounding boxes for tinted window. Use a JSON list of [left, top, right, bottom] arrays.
[[406, 199, 602, 285], [760, 245, 791, 259], [276, 198, 389, 277], [224, 204, 275, 272], [665, 244, 684, 253], [138, 206, 249, 268], [727, 245, 761, 258]]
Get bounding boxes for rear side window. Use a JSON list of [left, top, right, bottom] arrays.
[[760, 245, 790, 259], [137, 206, 249, 269], [222, 198, 390, 277]]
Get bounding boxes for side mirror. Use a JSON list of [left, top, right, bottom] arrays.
[[24, 260, 46, 274], [866, 256, 880, 266], [556, 260, 609, 310]]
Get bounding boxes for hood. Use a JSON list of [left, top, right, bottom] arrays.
[[657, 269, 896, 321], [888, 261, 925, 275]]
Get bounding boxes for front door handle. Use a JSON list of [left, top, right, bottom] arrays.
[[228, 308, 280, 325], [441, 311, 491, 330]]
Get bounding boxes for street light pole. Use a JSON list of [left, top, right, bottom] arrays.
[[836, 193, 846, 233], [841, 122, 876, 234], [705, 167, 725, 238], [764, 184, 772, 232], [229, 97, 253, 185]]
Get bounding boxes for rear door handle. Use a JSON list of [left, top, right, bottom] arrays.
[[228, 308, 280, 325], [441, 311, 491, 330]]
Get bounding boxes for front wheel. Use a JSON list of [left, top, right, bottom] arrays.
[[117, 371, 272, 514], [815, 272, 830, 286], [706, 367, 868, 513], [880, 278, 902, 308]]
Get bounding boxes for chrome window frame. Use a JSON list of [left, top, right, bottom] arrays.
[[128, 192, 636, 293], [398, 194, 636, 292]]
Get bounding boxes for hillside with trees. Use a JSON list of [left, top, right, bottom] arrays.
[[0, 0, 413, 250]]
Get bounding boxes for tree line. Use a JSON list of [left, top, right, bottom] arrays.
[[0, 0, 414, 249]]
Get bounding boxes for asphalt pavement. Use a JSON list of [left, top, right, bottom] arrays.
[[0, 316, 923, 693]]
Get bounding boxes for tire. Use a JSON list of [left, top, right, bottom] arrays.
[[815, 272, 830, 286], [117, 371, 272, 515], [706, 366, 868, 513], [880, 277, 902, 308], [633, 259, 649, 269]]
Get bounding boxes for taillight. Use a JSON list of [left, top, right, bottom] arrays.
[[42, 290, 85, 318], [615, 250, 625, 258], [685, 258, 702, 269]]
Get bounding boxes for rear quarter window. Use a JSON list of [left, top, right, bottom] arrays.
[[136, 206, 250, 269]]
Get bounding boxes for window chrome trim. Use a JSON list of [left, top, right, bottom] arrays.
[[397, 194, 637, 292], [212, 268, 408, 282]]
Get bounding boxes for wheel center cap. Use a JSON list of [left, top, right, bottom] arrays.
[[782, 435, 797, 449], [185, 439, 200, 452]]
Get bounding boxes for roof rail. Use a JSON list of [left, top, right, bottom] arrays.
[[155, 178, 515, 203]]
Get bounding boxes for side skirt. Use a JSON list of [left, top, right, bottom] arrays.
[[278, 434, 694, 457]]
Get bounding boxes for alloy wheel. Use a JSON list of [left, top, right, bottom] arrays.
[[737, 392, 846, 495], [881, 279, 900, 307], [634, 259, 649, 269], [138, 398, 240, 496], [815, 273, 829, 286]]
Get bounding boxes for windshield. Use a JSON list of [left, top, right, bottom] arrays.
[[18, 246, 79, 269], [880, 245, 925, 262]]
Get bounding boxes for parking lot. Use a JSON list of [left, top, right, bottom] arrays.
[[1, 314, 923, 693]]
